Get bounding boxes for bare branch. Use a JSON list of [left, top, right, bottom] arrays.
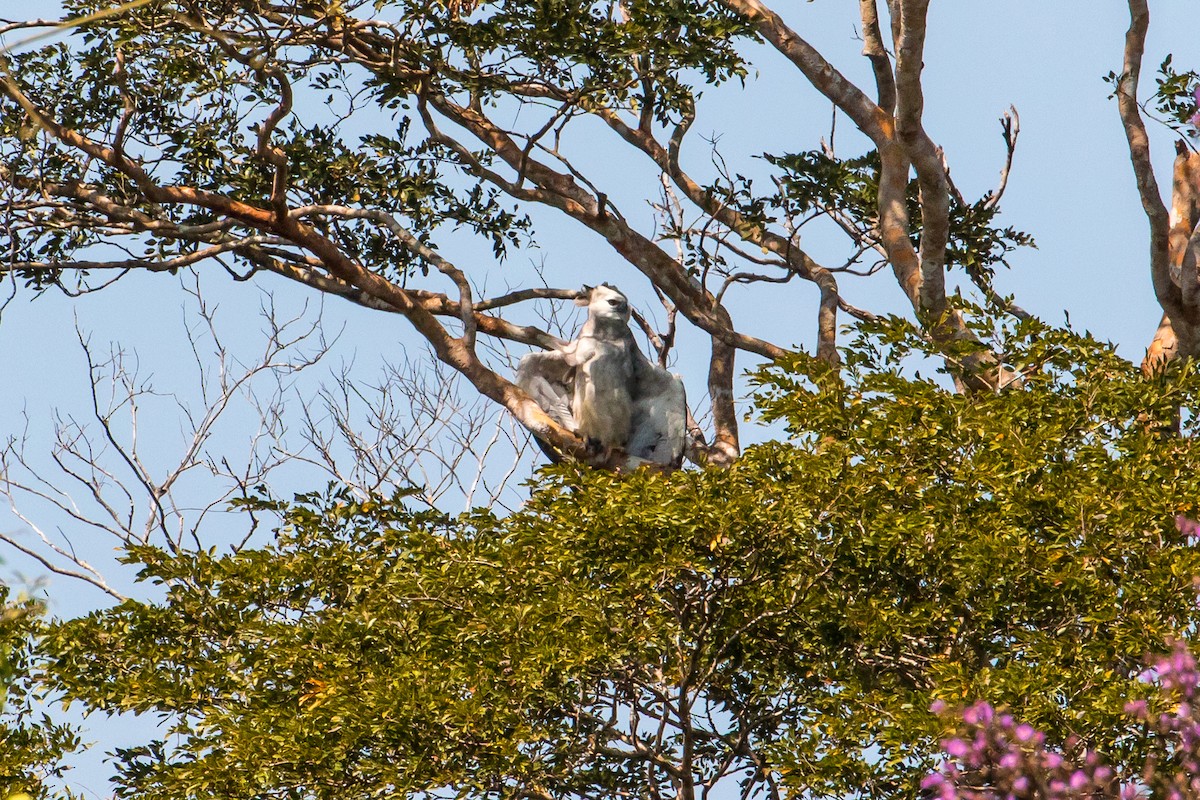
[[0, 68, 595, 462], [983, 106, 1020, 212]]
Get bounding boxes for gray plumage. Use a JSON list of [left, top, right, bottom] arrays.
[[516, 284, 686, 468]]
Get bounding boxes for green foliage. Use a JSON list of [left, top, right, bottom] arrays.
[[1104, 54, 1199, 136], [38, 319, 1200, 799], [0, 588, 80, 800], [767, 149, 1033, 282], [46, 492, 671, 799], [754, 316, 1200, 773], [434, 0, 755, 110], [0, 0, 763, 289], [0, 0, 1038, 323], [0, 0, 537, 287], [1151, 54, 1200, 131]]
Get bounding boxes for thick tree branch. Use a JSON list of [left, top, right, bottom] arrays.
[[715, 0, 995, 385], [893, 0, 949, 318], [420, 91, 786, 357], [1118, 0, 1173, 318], [588, 105, 842, 365], [0, 69, 597, 464], [715, 0, 889, 142], [859, 0, 896, 114], [289, 204, 478, 347]]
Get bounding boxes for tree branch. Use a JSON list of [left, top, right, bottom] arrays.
[[1118, 0, 1173, 320], [0, 65, 595, 464], [859, 0, 896, 114]]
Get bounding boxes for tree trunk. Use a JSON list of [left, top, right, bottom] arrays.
[[1144, 147, 1200, 373]]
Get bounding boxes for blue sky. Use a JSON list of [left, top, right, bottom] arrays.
[[1, 1, 1198, 795]]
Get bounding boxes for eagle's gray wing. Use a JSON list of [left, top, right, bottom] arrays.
[[516, 349, 576, 431], [628, 356, 687, 467]]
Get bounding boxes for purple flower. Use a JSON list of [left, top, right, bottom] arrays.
[[1014, 723, 1037, 743], [921, 772, 946, 791], [944, 738, 970, 759], [1125, 699, 1149, 719], [963, 701, 995, 726], [1176, 515, 1200, 538], [927, 653, 1200, 800]]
